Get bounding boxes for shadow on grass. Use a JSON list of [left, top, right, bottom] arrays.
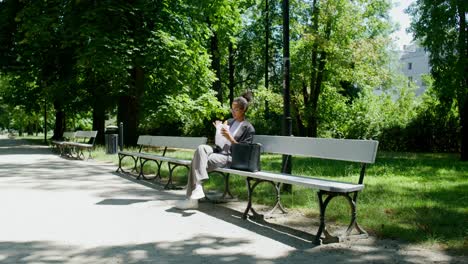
[[360, 181, 468, 255]]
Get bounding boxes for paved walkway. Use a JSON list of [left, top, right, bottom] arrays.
[[0, 135, 463, 263]]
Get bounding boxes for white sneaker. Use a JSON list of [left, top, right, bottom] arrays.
[[190, 184, 205, 200], [175, 199, 198, 210]]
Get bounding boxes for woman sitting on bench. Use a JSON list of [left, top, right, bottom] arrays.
[[176, 91, 255, 210]]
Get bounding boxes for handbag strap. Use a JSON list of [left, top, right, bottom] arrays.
[[230, 121, 244, 138]]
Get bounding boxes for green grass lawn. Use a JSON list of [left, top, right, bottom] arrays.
[[20, 135, 468, 254]]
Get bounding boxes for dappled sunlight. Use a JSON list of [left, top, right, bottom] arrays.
[[0, 235, 460, 264], [1, 137, 465, 261]]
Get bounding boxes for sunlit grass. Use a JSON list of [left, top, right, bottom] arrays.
[[19, 135, 468, 254]]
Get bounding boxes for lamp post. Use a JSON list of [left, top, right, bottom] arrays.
[[282, 0, 292, 192]]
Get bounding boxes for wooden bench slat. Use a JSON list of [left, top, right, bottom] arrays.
[[57, 130, 98, 159], [137, 135, 153, 145], [148, 136, 207, 150], [74, 130, 98, 138], [117, 135, 207, 187], [212, 135, 378, 244], [253, 135, 378, 164], [51, 132, 76, 145], [215, 167, 364, 193], [137, 153, 192, 166], [63, 132, 76, 138], [118, 150, 137, 156], [67, 142, 94, 148]]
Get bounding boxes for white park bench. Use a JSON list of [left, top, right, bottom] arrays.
[[51, 131, 76, 156], [61, 130, 98, 159], [213, 135, 379, 245], [116, 135, 207, 189]]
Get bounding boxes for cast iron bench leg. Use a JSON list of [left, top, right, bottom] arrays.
[[242, 177, 286, 220], [164, 163, 188, 190], [314, 190, 367, 245], [116, 154, 138, 173]]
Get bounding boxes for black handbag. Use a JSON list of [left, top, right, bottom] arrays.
[[230, 143, 262, 172]]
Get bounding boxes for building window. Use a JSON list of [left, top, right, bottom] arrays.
[[408, 76, 413, 86], [408, 62, 412, 70]]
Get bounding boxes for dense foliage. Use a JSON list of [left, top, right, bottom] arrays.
[[408, 0, 467, 159], [0, 0, 464, 156]]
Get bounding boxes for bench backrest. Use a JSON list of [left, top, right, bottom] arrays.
[[136, 135, 153, 146], [63, 132, 76, 139], [74, 130, 98, 145], [137, 135, 207, 150], [253, 135, 378, 164], [75, 130, 98, 138]]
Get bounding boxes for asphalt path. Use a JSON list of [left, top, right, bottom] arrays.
[[0, 135, 462, 264]]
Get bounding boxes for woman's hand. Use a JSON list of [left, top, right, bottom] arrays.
[[212, 120, 223, 127], [213, 120, 236, 143], [221, 126, 236, 144]]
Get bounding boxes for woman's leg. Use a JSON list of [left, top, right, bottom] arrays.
[[177, 146, 229, 209], [186, 145, 229, 198], [186, 145, 213, 198]]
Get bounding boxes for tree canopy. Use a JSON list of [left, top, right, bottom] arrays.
[[0, 0, 464, 158], [408, 0, 468, 160]]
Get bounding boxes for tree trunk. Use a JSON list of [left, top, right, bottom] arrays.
[[307, 14, 331, 138], [307, 49, 328, 137], [52, 101, 65, 140], [228, 41, 235, 106], [457, 1, 467, 160], [460, 100, 468, 160], [264, 0, 271, 120], [92, 98, 106, 145], [118, 66, 143, 146], [44, 98, 47, 143], [117, 95, 137, 146], [292, 98, 306, 136], [265, 0, 270, 91], [303, 0, 320, 137], [27, 121, 33, 135], [282, 0, 292, 193], [211, 31, 222, 104]]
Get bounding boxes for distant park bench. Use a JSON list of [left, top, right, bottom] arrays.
[[53, 130, 98, 160], [213, 135, 379, 245], [116, 135, 207, 189], [51, 131, 76, 156]]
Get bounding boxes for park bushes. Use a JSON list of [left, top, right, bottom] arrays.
[[246, 85, 460, 153]]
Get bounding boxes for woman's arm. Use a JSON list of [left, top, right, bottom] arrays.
[[233, 123, 255, 144]]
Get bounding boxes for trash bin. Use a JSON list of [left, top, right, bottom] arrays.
[[105, 126, 119, 154]]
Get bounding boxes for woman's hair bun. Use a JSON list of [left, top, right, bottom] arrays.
[[241, 91, 253, 103]]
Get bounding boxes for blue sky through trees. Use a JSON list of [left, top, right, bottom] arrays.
[[390, 0, 414, 50]]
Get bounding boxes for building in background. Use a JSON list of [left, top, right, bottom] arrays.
[[399, 44, 431, 96]]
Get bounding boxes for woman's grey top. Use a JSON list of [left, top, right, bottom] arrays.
[[214, 118, 255, 154]]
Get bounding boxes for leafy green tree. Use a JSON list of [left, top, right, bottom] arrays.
[[0, 0, 23, 72], [201, 0, 244, 105], [2, 0, 229, 145], [231, 0, 284, 134], [1, 0, 81, 140], [408, 0, 468, 160], [291, 0, 394, 137]]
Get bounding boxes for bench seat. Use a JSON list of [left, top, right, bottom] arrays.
[[61, 130, 98, 159], [51, 132, 76, 155], [66, 142, 94, 149], [212, 135, 378, 245], [134, 153, 192, 166], [215, 167, 364, 193], [116, 135, 207, 189]]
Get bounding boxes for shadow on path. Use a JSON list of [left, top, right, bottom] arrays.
[[0, 136, 464, 263]]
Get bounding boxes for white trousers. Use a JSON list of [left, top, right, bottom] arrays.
[[186, 145, 230, 198]]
